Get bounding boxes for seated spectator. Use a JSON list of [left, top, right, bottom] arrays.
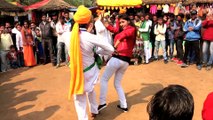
[[147, 85, 194, 120], [7, 45, 19, 69], [202, 92, 213, 120]]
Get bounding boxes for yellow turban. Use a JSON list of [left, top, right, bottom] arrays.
[[68, 5, 91, 99], [119, 8, 127, 14]]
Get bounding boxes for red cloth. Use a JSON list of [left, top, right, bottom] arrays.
[[24, 0, 49, 11], [114, 25, 136, 58], [202, 92, 213, 120], [202, 20, 213, 41]]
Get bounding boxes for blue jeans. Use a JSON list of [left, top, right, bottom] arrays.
[[169, 39, 175, 59], [202, 41, 213, 65], [154, 40, 167, 60], [57, 42, 68, 64]]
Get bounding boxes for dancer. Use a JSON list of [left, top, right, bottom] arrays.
[[64, 6, 114, 120], [98, 14, 136, 112]]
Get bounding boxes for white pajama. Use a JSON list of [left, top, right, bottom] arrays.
[[144, 41, 151, 63], [74, 89, 98, 120], [63, 31, 114, 120], [100, 57, 129, 108]]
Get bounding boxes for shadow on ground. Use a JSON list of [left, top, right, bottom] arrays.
[[95, 83, 164, 120], [0, 69, 60, 120]]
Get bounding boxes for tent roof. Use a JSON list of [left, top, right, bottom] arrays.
[[37, 0, 75, 11], [183, 0, 213, 5], [23, 0, 49, 11], [97, 0, 142, 7], [0, 0, 23, 12], [143, 0, 181, 4]]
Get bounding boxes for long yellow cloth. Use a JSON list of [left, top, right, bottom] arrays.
[[68, 5, 92, 100]]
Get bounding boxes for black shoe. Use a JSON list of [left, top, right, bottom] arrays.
[[154, 58, 158, 61], [164, 60, 168, 64], [98, 104, 107, 111], [117, 105, 128, 112], [91, 113, 98, 118]]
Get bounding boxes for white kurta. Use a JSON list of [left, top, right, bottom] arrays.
[[56, 22, 70, 43], [95, 19, 112, 45], [63, 30, 114, 120], [16, 31, 23, 50], [95, 19, 113, 60], [63, 30, 114, 92]]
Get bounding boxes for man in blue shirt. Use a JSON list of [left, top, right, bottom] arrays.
[[181, 10, 202, 70]]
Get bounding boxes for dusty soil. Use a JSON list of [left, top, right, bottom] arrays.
[[0, 60, 212, 120]]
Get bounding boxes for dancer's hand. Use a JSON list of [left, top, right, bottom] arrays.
[[87, 23, 93, 33]]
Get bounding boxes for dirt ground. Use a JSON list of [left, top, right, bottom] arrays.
[[0, 60, 212, 120]]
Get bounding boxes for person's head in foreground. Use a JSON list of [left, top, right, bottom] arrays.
[[202, 92, 213, 120], [147, 85, 194, 120]]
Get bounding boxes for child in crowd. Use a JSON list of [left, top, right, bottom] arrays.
[[35, 28, 44, 64], [7, 45, 19, 69], [147, 85, 194, 120]]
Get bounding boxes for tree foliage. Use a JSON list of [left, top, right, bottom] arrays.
[[6, 0, 42, 5], [64, 0, 95, 7], [6, 0, 95, 6]]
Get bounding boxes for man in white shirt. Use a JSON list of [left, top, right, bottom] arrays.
[[55, 17, 70, 68], [15, 24, 23, 51], [63, 6, 114, 120], [15, 24, 24, 67], [145, 14, 153, 32], [0, 25, 13, 72], [154, 17, 168, 64], [94, 13, 113, 62]]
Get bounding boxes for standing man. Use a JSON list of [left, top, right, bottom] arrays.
[[94, 13, 112, 62], [39, 14, 55, 66], [139, 15, 151, 64], [0, 25, 13, 72], [150, 15, 158, 58], [64, 11, 72, 31], [64, 5, 114, 120], [50, 13, 58, 59], [181, 10, 202, 70], [154, 17, 168, 64], [55, 17, 69, 68]]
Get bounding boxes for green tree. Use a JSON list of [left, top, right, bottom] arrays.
[[6, 0, 41, 5], [64, 0, 95, 7]]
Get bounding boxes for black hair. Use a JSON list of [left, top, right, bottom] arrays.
[[93, 13, 99, 18], [145, 13, 150, 17], [118, 14, 135, 27], [147, 85, 194, 120], [64, 11, 69, 14], [10, 45, 15, 49], [79, 24, 88, 29], [0, 24, 5, 27], [170, 14, 175, 18], [177, 13, 184, 19], [15, 24, 21, 28], [158, 17, 163, 20], [41, 14, 46, 17], [23, 20, 29, 25]]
